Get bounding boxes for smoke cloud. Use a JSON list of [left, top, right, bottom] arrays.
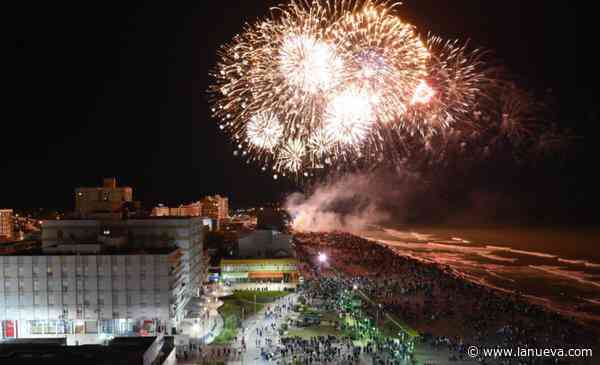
[[284, 168, 423, 232]]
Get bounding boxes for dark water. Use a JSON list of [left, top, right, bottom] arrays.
[[358, 225, 600, 324]]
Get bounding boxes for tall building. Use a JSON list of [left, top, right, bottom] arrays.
[[0, 210, 14, 240], [75, 178, 133, 219], [0, 243, 184, 343], [201, 195, 229, 229], [41, 217, 210, 304]]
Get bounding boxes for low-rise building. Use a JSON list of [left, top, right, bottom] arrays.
[[151, 202, 203, 218], [220, 258, 300, 290], [237, 230, 293, 258]]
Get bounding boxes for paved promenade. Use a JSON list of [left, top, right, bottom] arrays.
[[228, 292, 299, 364]]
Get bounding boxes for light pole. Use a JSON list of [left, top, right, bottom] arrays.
[[318, 252, 327, 265], [317, 252, 327, 275]]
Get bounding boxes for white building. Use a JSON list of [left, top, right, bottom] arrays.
[[41, 217, 211, 304], [0, 243, 184, 343]]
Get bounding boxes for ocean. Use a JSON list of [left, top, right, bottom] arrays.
[[358, 225, 600, 325]]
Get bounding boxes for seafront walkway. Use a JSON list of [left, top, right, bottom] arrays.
[[229, 292, 299, 365]]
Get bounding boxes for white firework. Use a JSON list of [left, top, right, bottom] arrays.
[[246, 112, 283, 150]]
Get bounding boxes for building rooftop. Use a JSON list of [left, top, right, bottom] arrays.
[[221, 258, 298, 265], [0, 336, 159, 365], [43, 215, 210, 223], [1, 243, 179, 256]]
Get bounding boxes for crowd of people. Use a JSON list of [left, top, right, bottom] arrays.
[[280, 335, 363, 364], [294, 232, 599, 364]]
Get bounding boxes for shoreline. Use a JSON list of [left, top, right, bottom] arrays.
[[292, 230, 600, 361], [358, 226, 600, 327], [374, 238, 600, 329]]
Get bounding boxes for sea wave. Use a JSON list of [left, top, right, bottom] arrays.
[[582, 298, 600, 306], [361, 228, 600, 324], [557, 258, 600, 269], [476, 253, 519, 263], [528, 265, 600, 289], [486, 245, 558, 259]]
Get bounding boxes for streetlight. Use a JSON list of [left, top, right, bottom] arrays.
[[318, 252, 327, 264]]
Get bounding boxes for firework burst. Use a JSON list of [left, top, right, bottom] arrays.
[[277, 139, 306, 173], [246, 112, 284, 150], [209, 0, 532, 177], [323, 85, 376, 146]]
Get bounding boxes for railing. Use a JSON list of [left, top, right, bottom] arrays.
[[143, 333, 164, 365]]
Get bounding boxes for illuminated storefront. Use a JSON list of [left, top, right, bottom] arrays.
[[220, 258, 299, 284]]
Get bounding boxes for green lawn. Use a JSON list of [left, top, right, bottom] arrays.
[[320, 311, 339, 322], [286, 325, 341, 339], [383, 312, 420, 338], [211, 301, 241, 345], [233, 290, 289, 303], [354, 289, 419, 339]]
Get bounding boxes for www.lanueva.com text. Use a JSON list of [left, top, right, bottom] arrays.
[[467, 346, 593, 359]]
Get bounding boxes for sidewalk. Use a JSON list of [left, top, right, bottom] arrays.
[[228, 293, 299, 365], [203, 312, 224, 344]]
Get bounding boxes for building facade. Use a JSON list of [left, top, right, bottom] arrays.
[[237, 230, 293, 258], [201, 195, 229, 222], [0, 210, 13, 240], [41, 217, 210, 306], [220, 258, 300, 288], [0, 244, 184, 343], [151, 202, 203, 218], [75, 178, 133, 219]]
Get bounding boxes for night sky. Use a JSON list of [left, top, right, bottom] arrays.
[[5, 1, 597, 221]]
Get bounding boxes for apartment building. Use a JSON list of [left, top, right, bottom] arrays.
[[41, 217, 210, 304], [0, 210, 13, 240], [0, 243, 184, 343], [75, 178, 133, 219]]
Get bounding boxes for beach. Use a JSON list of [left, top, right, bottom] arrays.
[[359, 225, 600, 326], [293, 231, 599, 364]]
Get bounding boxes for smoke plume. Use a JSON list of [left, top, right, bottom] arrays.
[[284, 168, 423, 232]]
